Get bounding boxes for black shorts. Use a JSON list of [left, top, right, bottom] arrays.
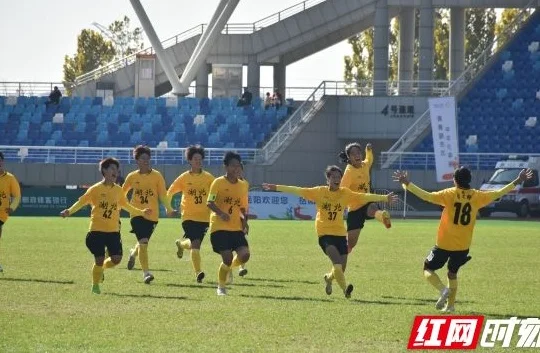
[[347, 202, 377, 231], [318, 235, 348, 256], [210, 230, 248, 254], [86, 231, 123, 257], [424, 246, 470, 274], [0, 220, 4, 228], [129, 216, 158, 241], [182, 220, 209, 242]]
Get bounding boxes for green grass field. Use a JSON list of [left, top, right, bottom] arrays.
[[0, 217, 538, 353]]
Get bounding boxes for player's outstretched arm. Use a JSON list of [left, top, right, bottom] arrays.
[[393, 170, 442, 205]]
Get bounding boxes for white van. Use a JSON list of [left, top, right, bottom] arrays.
[[479, 156, 540, 218]]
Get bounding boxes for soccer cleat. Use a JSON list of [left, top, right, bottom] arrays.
[[175, 239, 184, 259], [381, 210, 392, 229], [344, 284, 354, 299], [442, 305, 455, 313], [323, 274, 333, 295], [196, 271, 205, 283], [91, 284, 101, 294], [435, 287, 450, 310], [143, 273, 155, 284], [127, 248, 136, 270], [216, 287, 227, 296], [238, 267, 248, 277], [226, 270, 233, 285]]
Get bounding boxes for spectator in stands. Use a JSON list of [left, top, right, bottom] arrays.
[[273, 89, 283, 109], [0, 151, 22, 273], [46, 86, 62, 107], [393, 167, 533, 313], [167, 145, 215, 283], [262, 165, 397, 298], [60, 158, 151, 294], [237, 87, 252, 107], [264, 92, 273, 110]]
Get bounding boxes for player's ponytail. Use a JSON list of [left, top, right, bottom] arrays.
[[338, 150, 349, 164]]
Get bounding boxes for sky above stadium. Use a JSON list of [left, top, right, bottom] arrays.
[[0, 0, 351, 89]]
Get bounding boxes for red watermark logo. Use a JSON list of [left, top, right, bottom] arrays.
[[408, 316, 484, 349]]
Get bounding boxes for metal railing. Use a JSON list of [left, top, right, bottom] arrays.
[[74, 0, 326, 86], [381, 2, 537, 169], [380, 152, 540, 171], [259, 81, 327, 164], [0, 146, 261, 165], [0, 82, 64, 97]]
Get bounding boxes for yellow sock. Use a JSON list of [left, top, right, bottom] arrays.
[[424, 270, 445, 291], [103, 257, 116, 269], [92, 265, 103, 285], [332, 264, 347, 291], [218, 263, 230, 288], [191, 249, 202, 273], [134, 243, 140, 257], [231, 254, 243, 269], [138, 244, 149, 272], [447, 278, 458, 306], [181, 239, 191, 250]]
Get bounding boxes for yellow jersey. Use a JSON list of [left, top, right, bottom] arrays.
[[277, 185, 387, 237], [122, 169, 171, 222], [340, 147, 373, 210], [68, 182, 144, 232], [207, 176, 249, 232], [0, 172, 21, 223], [405, 182, 516, 251], [168, 170, 215, 222]]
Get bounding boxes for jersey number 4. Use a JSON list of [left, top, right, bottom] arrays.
[[453, 202, 471, 225]]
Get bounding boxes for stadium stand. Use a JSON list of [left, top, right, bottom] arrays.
[[0, 95, 289, 150], [414, 11, 540, 159]]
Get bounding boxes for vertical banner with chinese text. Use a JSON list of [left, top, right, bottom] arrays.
[[428, 97, 459, 182]]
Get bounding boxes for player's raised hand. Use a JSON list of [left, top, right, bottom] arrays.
[[386, 192, 399, 204], [262, 183, 276, 191], [517, 168, 533, 184], [60, 209, 70, 218], [392, 170, 410, 185], [366, 143, 372, 150]]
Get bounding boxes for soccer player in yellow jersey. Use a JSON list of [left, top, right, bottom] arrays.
[[207, 152, 250, 296], [263, 165, 398, 298], [0, 151, 21, 273], [167, 145, 215, 283], [393, 167, 533, 312], [339, 142, 392, 253], [60, 158, 151, 294], [123, 146, 172, 284]]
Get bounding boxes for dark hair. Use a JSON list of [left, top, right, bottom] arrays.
[[454, 166, 472, 189], [186, 145, 205, 161], [338, 142, 362, 164], [223, 151, 241, 166], [100, 158, 120, 176], [0, 151, 4, 160], [133, 145, 151, 160], [54, 86, 58, 90], [325, 165, 343, 178]]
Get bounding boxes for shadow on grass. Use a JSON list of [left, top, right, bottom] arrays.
[[166, 283, 217, 289], [350, 298, 425, 306], [381, 295, 476, 305], [0, 277, 74, 285], [125, 268, 173, 272], [105, 292, 190, 300], [243, 277, 320, 285], [239, 293, 333, 303]]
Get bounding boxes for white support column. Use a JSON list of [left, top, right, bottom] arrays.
[[373, 0, 389, 96], [450, 7, 465, 82], [247, 55, 260, 99], [273, 61, 286, 100], [398, 8, 415, 95], [129, 0, 185, 95], [195, 63, 209, 98], [179, 0, 240, 90], [418, 0, 434, 95]]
